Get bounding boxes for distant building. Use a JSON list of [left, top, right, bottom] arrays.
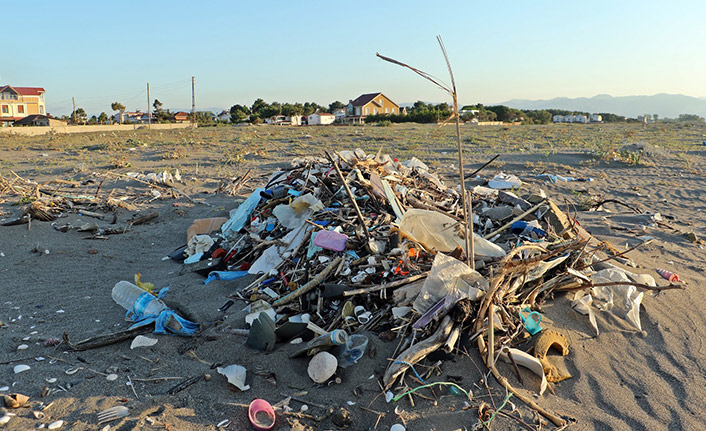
[[0, 85, 46, 126], [554, 113, 602, 124], [307, 112, 335, 125], [113, 111, 149, 124], [174, 112, 190, 123], [13, 115, 66, 127], [332, 108, 346, 123], [265, 115, 303, 126], [214, 111, 231, 122], [345, 92, 399, 124]]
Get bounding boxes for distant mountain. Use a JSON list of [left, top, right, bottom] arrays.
[[497, 94, 706, 119]]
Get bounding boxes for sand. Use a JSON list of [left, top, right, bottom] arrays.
[[1, 123, 705, 430]]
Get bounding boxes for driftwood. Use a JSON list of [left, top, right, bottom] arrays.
[[273, 256, 343, 307], [383, 315, 454, 388], [63, 325, 152, 351], [342, 272, 428, 297]]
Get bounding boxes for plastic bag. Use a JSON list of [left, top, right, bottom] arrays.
[[222, 188, 264, 239], [413, 253, 488, 314], [398, 209, 505, 257]]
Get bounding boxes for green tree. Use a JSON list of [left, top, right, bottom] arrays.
[[328, 101, 345, 113], [229, 104, 250, 123], [653, 114, 659, 122], [98, 112, 108, 124], [111, 102, 125, 123], [250, 98, 268, 118], [73, 107, 87, 124]]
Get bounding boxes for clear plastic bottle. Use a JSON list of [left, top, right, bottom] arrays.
[[112, 281, 167, 316]]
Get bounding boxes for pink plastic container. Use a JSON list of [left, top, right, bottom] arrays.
[[248, 399, 275, 431], [314, 230, 348, 251]]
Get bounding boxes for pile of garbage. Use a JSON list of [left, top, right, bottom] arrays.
[[151, 147, 682, 427]]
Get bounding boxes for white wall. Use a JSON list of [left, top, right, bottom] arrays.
[[0, 123, 195, 136]]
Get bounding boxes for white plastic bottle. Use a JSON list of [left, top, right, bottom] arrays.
[[112, 281, 167, 316]]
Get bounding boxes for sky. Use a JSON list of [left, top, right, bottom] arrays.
[[4, 1, 706, 116]]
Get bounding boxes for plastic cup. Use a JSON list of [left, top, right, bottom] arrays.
[[248, 399, 275, 431]]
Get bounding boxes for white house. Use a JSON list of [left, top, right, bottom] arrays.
[[214, 111, 231, 122], [590, 114, 602, 123], [333, 109, 346, 123], [575, 114, 588, 124], [307, 112, 335, 125], [266, 115, 303, 126], [552, 115, 564, 123], [113, 111, 149, 124]]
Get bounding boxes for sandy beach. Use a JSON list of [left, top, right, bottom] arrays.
[[1, 123, 705, 430]]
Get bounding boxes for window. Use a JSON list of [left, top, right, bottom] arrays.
[[379, 98, 383, 105], [373, 108, 378, 115], [1, 105, 8, 114], [364, 107, 369, 115], [40, 106, 44, 114], [17, 105, 24, 114], [385, 108, 389, 114]]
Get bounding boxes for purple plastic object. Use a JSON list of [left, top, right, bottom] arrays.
[[313, 230, 348, 251]]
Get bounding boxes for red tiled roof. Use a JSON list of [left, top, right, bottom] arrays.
[[0, 85, 45, 96]]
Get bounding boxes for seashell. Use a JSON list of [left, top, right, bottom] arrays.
[[0, 415, 10, 426], [130, 335, 158, 349], [217, 419, 231, 428], [48, 420, 64, 429], [3, 393, 29, 408], [45, 378, 57, 384], [0, 386, 8, 392], [106, 374, 118, 382], [35, 357, 46, 361], [307, 352, 337, 384], [499, 347, 548, 395], [22, 337, 31, 341], [17, 344, 29, 350], [13, 364, 30, 374], [216, 365, 250, 391], [33, 411, 45, 419], [533, 329, 572, 383], [64, 367, 81, 375], [390, 425, 406, 431]]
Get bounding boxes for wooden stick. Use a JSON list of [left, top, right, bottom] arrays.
[[383, 315, 454, 388], [324, 151, 371, 243], [273, 256, 343, 306], [343, 272, 428, 296]]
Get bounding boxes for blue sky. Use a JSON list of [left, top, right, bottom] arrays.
[[5, 1, 706, 116]]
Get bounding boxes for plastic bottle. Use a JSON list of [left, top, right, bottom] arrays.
[[112, 281, 183, 332], [292, 329, 348, 357], [112, 281, 167, 316]]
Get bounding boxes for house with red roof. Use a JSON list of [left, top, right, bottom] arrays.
[[0, 85, 46, 126], [345, 92, 399, 124]]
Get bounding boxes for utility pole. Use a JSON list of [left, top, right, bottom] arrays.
[[191, 76, 195, 128], [72, 97, 76, 125], [147, 83, 151, 129]]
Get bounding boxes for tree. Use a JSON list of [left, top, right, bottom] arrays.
[[111, 102, 125, 124], [229, 104, 250, 123], [98, 112, 108, 124], [677, 114, 705, 123], [250, 98, 268, 119], [653, 114, 659, 122], [73, 107, 87, 124], [153, 99, 169, 123], [328, 101, 345, 113]]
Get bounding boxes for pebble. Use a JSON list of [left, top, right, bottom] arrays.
[[14, 365, 30, 374], [0, 415, 9, 426], [0, 386, 9, 391], [106, 374, 118, 381], [390, 425, 405, 431], [48, 420, 64, 429], [17, 344, 29, 350]]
